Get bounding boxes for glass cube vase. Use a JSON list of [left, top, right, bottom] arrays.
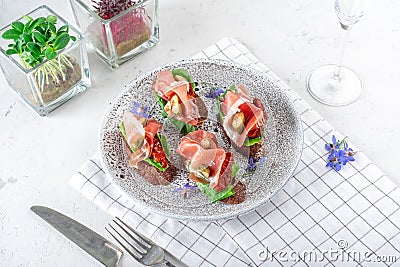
[[70, 0, 159, 69], [0, 5, 91, 116]]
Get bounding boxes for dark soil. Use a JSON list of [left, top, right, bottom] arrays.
[[34, 55, 82, 104]]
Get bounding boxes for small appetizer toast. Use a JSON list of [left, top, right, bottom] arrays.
[[218, 84, 267, 160], [120, 110, 177, 185], [153, 69, 207, 134], [177, 129, 246, 204]]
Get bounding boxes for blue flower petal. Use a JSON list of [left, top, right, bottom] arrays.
[[325, 144, 332, 151], [258, 157, 266, 164], [326, 162, 333, 167], [332, 135, 336, 144], [347, 156, 355, 162], [328, 150, 337, 160], [334, 163, 341, 171]]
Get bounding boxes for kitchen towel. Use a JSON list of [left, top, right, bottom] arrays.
[[71, 37, 400, 266]]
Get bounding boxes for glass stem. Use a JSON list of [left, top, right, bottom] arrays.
[[333, 28, 351, 80]]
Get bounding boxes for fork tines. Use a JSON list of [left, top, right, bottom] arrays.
[[105, 217, 152, 261]]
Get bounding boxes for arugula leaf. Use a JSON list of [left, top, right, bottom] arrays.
[[196, 183, 235, 203]]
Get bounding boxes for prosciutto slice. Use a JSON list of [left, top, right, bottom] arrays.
[[221, 85, 266, 147], [177, 130, 232, 192], [123, 111, 162, 168], [153, 70, 201, 125]]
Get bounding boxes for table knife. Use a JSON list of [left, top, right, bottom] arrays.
[[31, 206, 123, 267]]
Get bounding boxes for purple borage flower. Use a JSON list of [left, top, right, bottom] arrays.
[[245, 156, 266, 173], [130, 101, 150, 118], [173, 183, 198, 198], [325, 135, 356, 172], [205, 87, 225, 99]]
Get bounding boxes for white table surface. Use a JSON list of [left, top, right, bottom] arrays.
[[1, 0, 399, 266]]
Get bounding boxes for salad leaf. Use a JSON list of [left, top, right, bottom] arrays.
[[153, 91, 168, 118], [144, 158, 168, 172], [153, 90, 195, 134], [243, 135, 263, 146], [158, 133, 170, 159], [172, 68, 195, 89], [231, 162, 240, 177], [217, 84, 264, 146], [120, 122, 168, 172], [119, 122, 127, 139], [216, 84, 237, 120], [169, 118, 195, 134], [196, 183, 235, 203]]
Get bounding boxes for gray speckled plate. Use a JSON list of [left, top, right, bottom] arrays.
[[99, 58, 303, 221]]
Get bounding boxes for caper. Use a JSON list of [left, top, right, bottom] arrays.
[[130, 136, 144, 152], [232, 111, 245, 133], [200, 138, 212, 149]]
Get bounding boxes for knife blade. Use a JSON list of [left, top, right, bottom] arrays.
[[31, 206, 123, 267]]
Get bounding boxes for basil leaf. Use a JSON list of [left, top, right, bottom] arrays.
[[153, 91, 168, 118], [196, 183, 235, 203], [172, 68, 194, 83], [158, 134, 170, 159], [172, 68, 196, 91], [2, 29, 21, 40]]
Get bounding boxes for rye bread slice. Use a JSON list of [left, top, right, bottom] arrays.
[[220, 97, 267, 161], [121, 132, 177, 185]]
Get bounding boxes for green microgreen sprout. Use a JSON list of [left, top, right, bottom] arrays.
[[2, 15, 77, 91]]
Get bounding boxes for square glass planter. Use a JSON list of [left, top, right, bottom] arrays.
[[0, 5, 91, 116], [70, 0, 159, 68]]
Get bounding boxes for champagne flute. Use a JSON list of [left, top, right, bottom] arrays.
[[307, 0, 372, 106]]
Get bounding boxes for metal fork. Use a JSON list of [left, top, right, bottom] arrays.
[[105, 217, 187, 267]]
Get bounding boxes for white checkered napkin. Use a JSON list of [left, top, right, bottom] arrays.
[[71, 37, 400, 266], [72, 157, 249, 266], [200, 38, 400, 267]]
